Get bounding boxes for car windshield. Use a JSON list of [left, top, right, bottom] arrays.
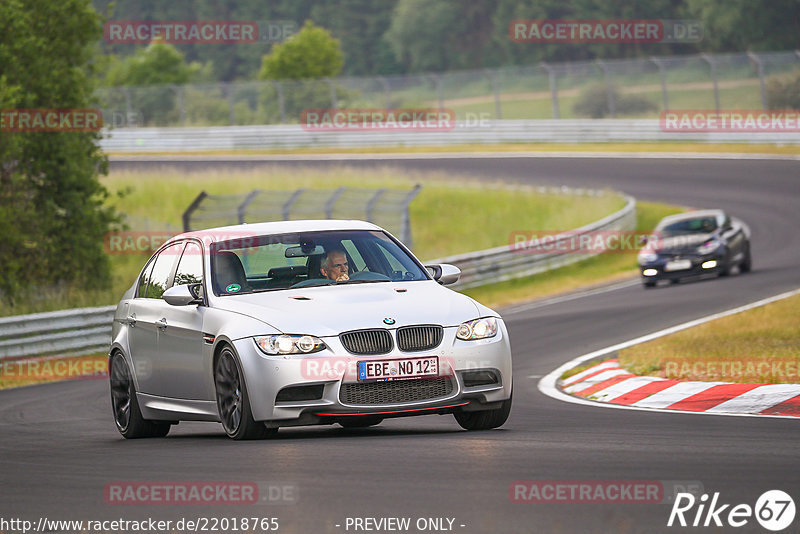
[[209, 229, 428, 296], [658, 216, 718, 237]]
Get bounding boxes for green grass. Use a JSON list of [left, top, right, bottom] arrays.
[[0, 166, 625, 316], [619, 293, 800, 384], [463, 201, 685, 309]]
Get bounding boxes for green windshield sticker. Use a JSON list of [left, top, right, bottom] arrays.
[[225, 283, 241, 293]]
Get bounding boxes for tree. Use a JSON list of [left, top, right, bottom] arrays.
[[0, 0, 118, 303], [259, 20, 344, 80]]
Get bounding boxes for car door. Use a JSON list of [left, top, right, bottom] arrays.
[[127, 241, 183, 394], [154, 240, 210, 400]]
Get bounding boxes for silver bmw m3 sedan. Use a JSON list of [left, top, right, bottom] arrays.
[[109, 220, 513, 439]]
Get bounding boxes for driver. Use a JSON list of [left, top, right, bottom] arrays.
[[320, 249, 349, 282]]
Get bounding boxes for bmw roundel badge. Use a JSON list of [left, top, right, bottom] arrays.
[[383, 317, 396, 325]]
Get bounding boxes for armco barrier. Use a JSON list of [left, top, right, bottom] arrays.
[[0, 191, 633, 358], [99, 120, 800, 153]]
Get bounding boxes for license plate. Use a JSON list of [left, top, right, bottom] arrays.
[[357, 357, 438, 381], [665, 259, 692, 272]]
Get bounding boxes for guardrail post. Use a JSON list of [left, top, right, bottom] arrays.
[[596, 60, 615, 118], [701, 53, 720, 112], [650, 57, 669, 111], [747, 52, 768, 109], [237, 190, 261, 224], [182, 191, 208, 232], [401, 184, 422, 249], [282, 189, 305, 220], [325, 187, 346, 218], [541, 62, 559, 119]]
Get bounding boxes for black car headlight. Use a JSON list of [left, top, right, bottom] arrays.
[[254, 335, 326, 355], [456, 317, 498, 340]]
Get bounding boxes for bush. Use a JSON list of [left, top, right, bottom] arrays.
[[766, 71, 800, 109], [574, 84, 658, 118]]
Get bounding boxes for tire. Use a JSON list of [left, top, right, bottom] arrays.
[[719, 253, 732, 277], [338, 416, 383, 428], [214, 346, 276, 440], [643, 280, 657, 288], [454, 392, 512, 431], [109, 352, 170, 439], [739, 244, 752, 273]]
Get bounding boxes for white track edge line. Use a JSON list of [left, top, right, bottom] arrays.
[[537, 287, 800, 420]]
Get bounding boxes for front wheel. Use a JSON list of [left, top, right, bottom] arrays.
[[739, 244, 752, 273], [454, 392, 512, 431], [110, 352, 170, 439], [214, 347, 276, 440]]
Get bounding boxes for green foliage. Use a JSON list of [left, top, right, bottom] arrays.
[[259, 21, 344, 81], [766, 71, 800, 109], [573, 84, 658, 118], [0, 0, 119, 303]]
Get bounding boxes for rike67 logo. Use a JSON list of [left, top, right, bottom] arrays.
[[668, 490, 795, 531]]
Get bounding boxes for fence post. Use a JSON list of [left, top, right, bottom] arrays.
[[596, 60, 615, 118], [541, 62, 559, 119], [650, 56, 669, 111], [365, 189, 386, 223], [122, 87, 134, 124], [326, 78, 338, 110], [377, 76, 392, 109], [226, 82, 236, 125], [282, 189, 305, 220], [429, 74, 444, 109], [182, 191, 208, 232], [747, 52, 767, 109], [701, 53, 720, 112], [484, 69, 502, 120], [273, 81, 286, 124], [325, 187, 346, 218], [237, 190, 261, 224], [171, 85, 185, 126], [401, 185, 422, 249]]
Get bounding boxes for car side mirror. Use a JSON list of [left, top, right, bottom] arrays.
[[163, 283, 203, 306], [425, 263, 461, 285]]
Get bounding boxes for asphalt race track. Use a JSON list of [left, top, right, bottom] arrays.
[[1, 156, 799, 533]]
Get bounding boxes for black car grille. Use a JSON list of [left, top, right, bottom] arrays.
[[340, 329, 393, 355], [340, 377, 454, 405], [396, 325, 443, 352]]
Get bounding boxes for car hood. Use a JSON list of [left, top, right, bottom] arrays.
[[210, 281, 483, 337], [655, 233, 714, 254]]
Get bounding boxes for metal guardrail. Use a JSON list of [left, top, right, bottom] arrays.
[[0, 306, 115, 360], [100, 120, 800, 153], [0, 190, 633, 359], [428, 193, 636, 289], [182, 186, 421, 249]]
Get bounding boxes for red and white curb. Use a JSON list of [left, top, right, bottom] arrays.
[[561, 358, 800, 417]]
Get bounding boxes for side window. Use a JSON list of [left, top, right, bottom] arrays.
[[341, 240, 367, 271], [143, 242, 182, 299], [136, 258, 156, 298], [174, 242, 204, 286]]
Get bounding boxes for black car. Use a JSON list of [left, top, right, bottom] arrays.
[[638, 209, 751, 288]]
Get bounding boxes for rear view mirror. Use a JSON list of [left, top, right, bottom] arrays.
[[285, 245, 325, 258], [163, 284, 203, 306], [425, 263, 461, 285]]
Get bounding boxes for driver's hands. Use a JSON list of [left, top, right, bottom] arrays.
[[336, 272, 349, 282]]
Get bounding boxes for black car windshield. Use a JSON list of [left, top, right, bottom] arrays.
[[657, 217, 718, 237], [209, 230, 428, 296]]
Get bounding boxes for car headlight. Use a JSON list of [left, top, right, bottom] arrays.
[[254, 335, 326, 355], [697, 239, 721, 255], [456, 317, 498, 340], [638, 250, 658, 264]]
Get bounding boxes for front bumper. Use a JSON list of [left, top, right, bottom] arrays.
[[639, 252, 725, 281], [231, 321, 513, 425]]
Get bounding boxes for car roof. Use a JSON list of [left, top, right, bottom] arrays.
[[657, 209, 725, 227], [170, 219, 383, 245]]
